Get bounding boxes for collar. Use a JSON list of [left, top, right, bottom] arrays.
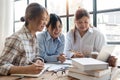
[[88, 27, 94, 33], [23, 25, 36, 40], [75, 27, 94, 37], [45, 30, 61, 42]]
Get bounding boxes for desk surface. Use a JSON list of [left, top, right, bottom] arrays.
[[0, 68, 120, 80], [1, 58, 120, 80], [0, 71, 78, 80]]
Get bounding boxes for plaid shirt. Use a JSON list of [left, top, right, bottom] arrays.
[[0, 26, 41, 75]]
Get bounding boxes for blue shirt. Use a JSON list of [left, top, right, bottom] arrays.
[[37, 30, 65, 62]]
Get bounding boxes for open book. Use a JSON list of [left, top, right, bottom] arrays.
[[11, 64, 50, 78]]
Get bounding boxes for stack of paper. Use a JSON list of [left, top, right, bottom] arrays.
[[72, 58, 108, 71], [68, 71, 111, 80], [68, 58, 111, 80], [68, 67, 111, 77]]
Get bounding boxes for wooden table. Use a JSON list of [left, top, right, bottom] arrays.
[[1, 69, 120, 80], [0, 67, 120, 80], [0, 71, 78, 80]]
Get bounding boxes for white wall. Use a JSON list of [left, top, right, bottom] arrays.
[[0, 0, 14, 56]]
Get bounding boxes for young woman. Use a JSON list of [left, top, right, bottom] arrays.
[[0, 3, 48, 75], [64, 8, 106, 58], [64, 8, 116, 67], [37, 13, 66, 63]]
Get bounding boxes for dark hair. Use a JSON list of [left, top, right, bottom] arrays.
[[46, 13, 62, 30], [75, 8, 89, 20], [20, 3, 48, 26], [73, 8, 90, 43]]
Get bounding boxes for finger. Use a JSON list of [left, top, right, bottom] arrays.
[[35, 68, 43, 74], [36, 66, 44, 70], [34, 63, 44, 68], [36, 60, 44, 64], [60, 53, 64, 56], [60, 59, 65, 63], [35, 60, 44, 66], [60, 56, 66, 61], [59, 57, 65, 63], [76, 53, 83, 57]]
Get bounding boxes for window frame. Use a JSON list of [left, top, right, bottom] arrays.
[[14, 0, 120, 44]]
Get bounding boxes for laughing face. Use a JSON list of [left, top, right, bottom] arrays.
[[48, 21, 62, 39]]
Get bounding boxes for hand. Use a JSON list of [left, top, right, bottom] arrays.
[[107, 55, 117, 67], [27, 60, 44, 74], [72, 52, 84, 58], [57, 53, 66, 63]]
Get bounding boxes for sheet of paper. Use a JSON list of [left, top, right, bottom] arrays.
[[45, 59, 72, 71]]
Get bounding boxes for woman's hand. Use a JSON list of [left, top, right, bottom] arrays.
[[72, 52, 84, 58], [9, 60, 44, 74], [107, 55, 117, 67], [57, 53, 66, 63], [26, 60, 44, 74]]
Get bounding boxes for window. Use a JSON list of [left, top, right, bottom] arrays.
[[14, 0, 27, 21], [29, 0, 45, 7], [97, 0, 120, 10], [97, 12, 120, 43], [14, 0, 120, 44], [61, 18, 67, 33], [96, 0, 120, 44], [14, 0, 27, 32], [69, 0, 93, 14], [47, 0, 66, 15]]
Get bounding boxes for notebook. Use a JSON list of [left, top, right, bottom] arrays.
[[11, 64, 50, 78]]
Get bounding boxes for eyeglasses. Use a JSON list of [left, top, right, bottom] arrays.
[[51, 67, 68, 77]]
